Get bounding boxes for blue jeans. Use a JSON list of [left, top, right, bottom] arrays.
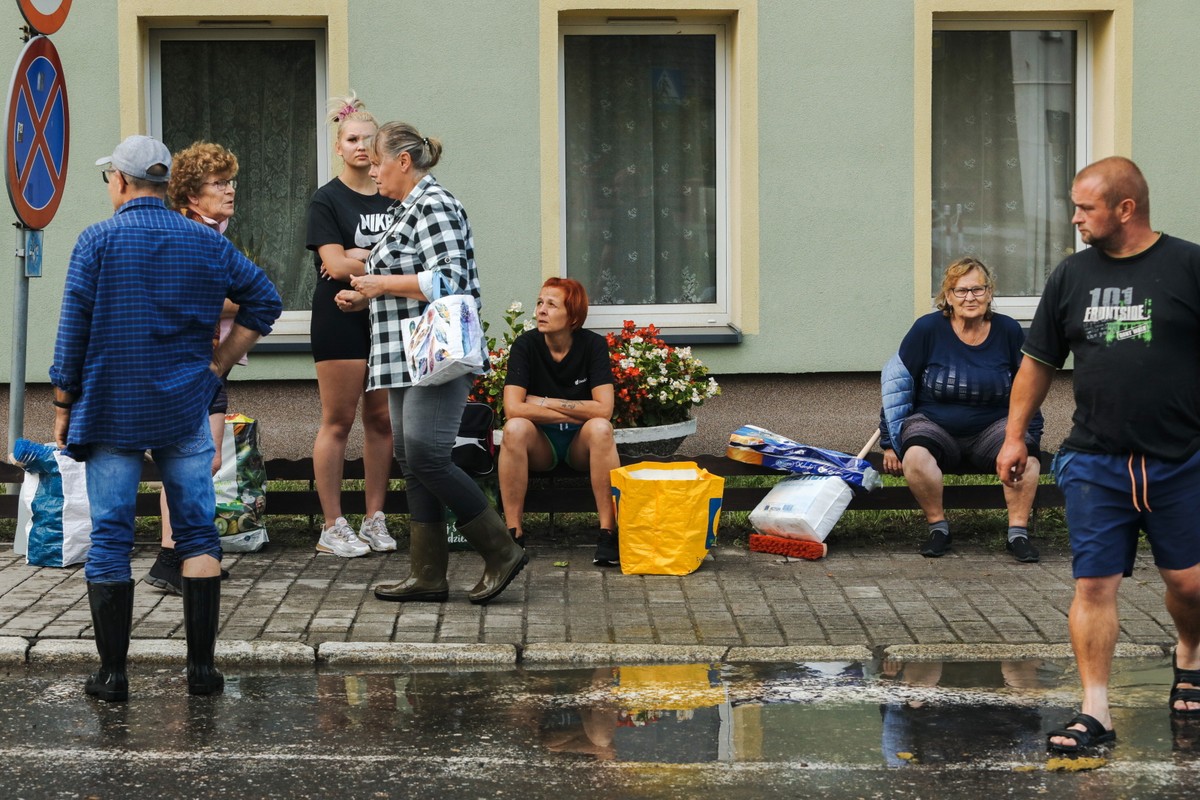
[[389, 374, 489, 525], [84, 415, 221, 582]]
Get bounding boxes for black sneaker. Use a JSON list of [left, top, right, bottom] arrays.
[[593, 529, 619, 567], [919, 530, 951, 558], [145, 548, 229, 591], [1007, 536, 1040, 563], [144, 547, 182, 594]]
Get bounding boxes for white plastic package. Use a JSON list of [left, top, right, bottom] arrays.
[[748, 474, 854, 543]]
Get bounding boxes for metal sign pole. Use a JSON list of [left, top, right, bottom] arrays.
[[7, 224, 29, 487]]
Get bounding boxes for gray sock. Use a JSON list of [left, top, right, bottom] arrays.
[[1007, 526, 1029, 543], [928, 521, 950, 536]]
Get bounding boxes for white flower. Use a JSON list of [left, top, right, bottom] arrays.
[[619, 358, 634, 370], [630, 336, 643, 344], [659, 391, 669, 401], [523, 320, 536, 331], [646, 377, 658, 386], [507, 302, 523, 313]]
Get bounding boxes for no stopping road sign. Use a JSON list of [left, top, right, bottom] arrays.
[[5, 35, 69, 230]]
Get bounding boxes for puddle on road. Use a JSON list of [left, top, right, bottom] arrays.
[[4, 657, 1199, 773]]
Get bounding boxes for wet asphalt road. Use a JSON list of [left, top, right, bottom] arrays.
[[1, 659, 1198, 799]]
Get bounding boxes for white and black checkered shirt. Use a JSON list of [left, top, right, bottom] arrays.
[[364, 175, 486, 390]]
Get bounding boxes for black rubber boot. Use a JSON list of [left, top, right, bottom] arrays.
[[374, 521, 450, 602], [181, 575, 224, 696], [456, 506, 529, 605], [85, 580, 134, 703]]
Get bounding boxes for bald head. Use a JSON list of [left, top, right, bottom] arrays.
[[1074, 156, 1150, 222]]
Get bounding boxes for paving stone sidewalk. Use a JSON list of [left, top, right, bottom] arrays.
[[0, 541, 1180, 653]]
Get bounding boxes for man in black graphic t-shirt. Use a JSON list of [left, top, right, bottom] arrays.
[[998, 157, 1200, 753]]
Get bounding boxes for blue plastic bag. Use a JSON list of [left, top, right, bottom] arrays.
[[726, 425, 882, 492], [12, 439, 91, 567]]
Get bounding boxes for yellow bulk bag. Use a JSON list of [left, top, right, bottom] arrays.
[[610, 461, 724, 575]]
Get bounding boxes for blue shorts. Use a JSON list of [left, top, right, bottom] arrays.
[[1053, 448, 1200, 578], [538, 423, 582, 470]]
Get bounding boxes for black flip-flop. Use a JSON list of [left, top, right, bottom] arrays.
[[1047, 713, 1116, 753], [1169, 652, 1200, 717]]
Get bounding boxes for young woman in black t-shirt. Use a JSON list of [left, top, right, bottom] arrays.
[[499, 278, 621, 565], [305, 94, 395, 559]]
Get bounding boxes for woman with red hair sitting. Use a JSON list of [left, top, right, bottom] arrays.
[[499, 278, 621, 566]]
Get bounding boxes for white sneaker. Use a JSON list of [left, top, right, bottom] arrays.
[[358, 511, 398, 552], [317, 517, 370, 558]]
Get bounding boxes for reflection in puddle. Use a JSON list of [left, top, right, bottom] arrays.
[[8, 657, 1200, 773], [538, 665, 727, 763]]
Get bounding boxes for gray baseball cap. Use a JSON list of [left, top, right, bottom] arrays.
[[95, 135, 172, 183]]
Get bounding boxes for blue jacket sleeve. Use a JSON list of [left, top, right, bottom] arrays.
[[880, 352, 914, 451]]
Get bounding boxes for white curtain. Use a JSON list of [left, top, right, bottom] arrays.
[[932, 30, 1076, 296], [160, 39, 318, 311], [563, 34, 717, 306]]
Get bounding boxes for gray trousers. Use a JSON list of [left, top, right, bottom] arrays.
[[388, 374, 489, 524]]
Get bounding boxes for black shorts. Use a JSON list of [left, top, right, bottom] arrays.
[[310, 279, 371, 362], [899, 413, 1036, 472], [209, 374, 229, 416]]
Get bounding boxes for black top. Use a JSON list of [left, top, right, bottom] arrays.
[[1024, 233, 1200, 459], [305, 177, 392, 282], [505, 328, 613, 402]]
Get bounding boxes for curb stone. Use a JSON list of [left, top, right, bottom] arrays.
[[14, 639, 1176, 668], [318, 642, 518, 665], [882, 643, 1169, 662], [31, 640, 188, 665], [727, 646, 874, 664], [522, 643, 728, 665], [0, 636, 28, 665]]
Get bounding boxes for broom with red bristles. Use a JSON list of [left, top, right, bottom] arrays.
[[748, 430, 880, 560]]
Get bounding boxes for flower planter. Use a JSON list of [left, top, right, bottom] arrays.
[[613, 417, 698, 458], [491, 417, 697, 459]]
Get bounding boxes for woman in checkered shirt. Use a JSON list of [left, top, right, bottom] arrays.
[[335, 122, 527, 606]]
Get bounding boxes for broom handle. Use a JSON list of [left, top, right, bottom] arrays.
[[856, 429, 881, 460]]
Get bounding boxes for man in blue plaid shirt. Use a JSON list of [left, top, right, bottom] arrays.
[[50, 135, 282, 702]]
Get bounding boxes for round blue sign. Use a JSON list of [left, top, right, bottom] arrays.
[[6, 35, 69, 229]]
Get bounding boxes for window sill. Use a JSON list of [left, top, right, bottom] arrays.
[[253, 335, 311, 354], [596, 324, 742, 345], [252, 325, 744, 354]]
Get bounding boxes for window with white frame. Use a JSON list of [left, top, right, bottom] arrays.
[[149, 29, 328, 322], [560, 22, 728, 328], [932, 20, 1088, 314]]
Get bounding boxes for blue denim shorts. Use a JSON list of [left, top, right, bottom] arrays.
[[1053, 448, 1200, 578]]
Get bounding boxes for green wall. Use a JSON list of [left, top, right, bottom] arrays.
[[4, 0, 1200, 384]]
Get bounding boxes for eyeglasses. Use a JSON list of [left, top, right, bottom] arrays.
[[950, 286, 989, 299], [100, 168, 115, 184], [204, 179, 237, 192]]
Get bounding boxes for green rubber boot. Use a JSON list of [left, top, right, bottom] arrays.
[[373, 521, 450, 602], [455, 506, 529, 605]]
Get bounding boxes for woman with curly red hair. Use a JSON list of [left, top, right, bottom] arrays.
[[145, 141, 242, 593]]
